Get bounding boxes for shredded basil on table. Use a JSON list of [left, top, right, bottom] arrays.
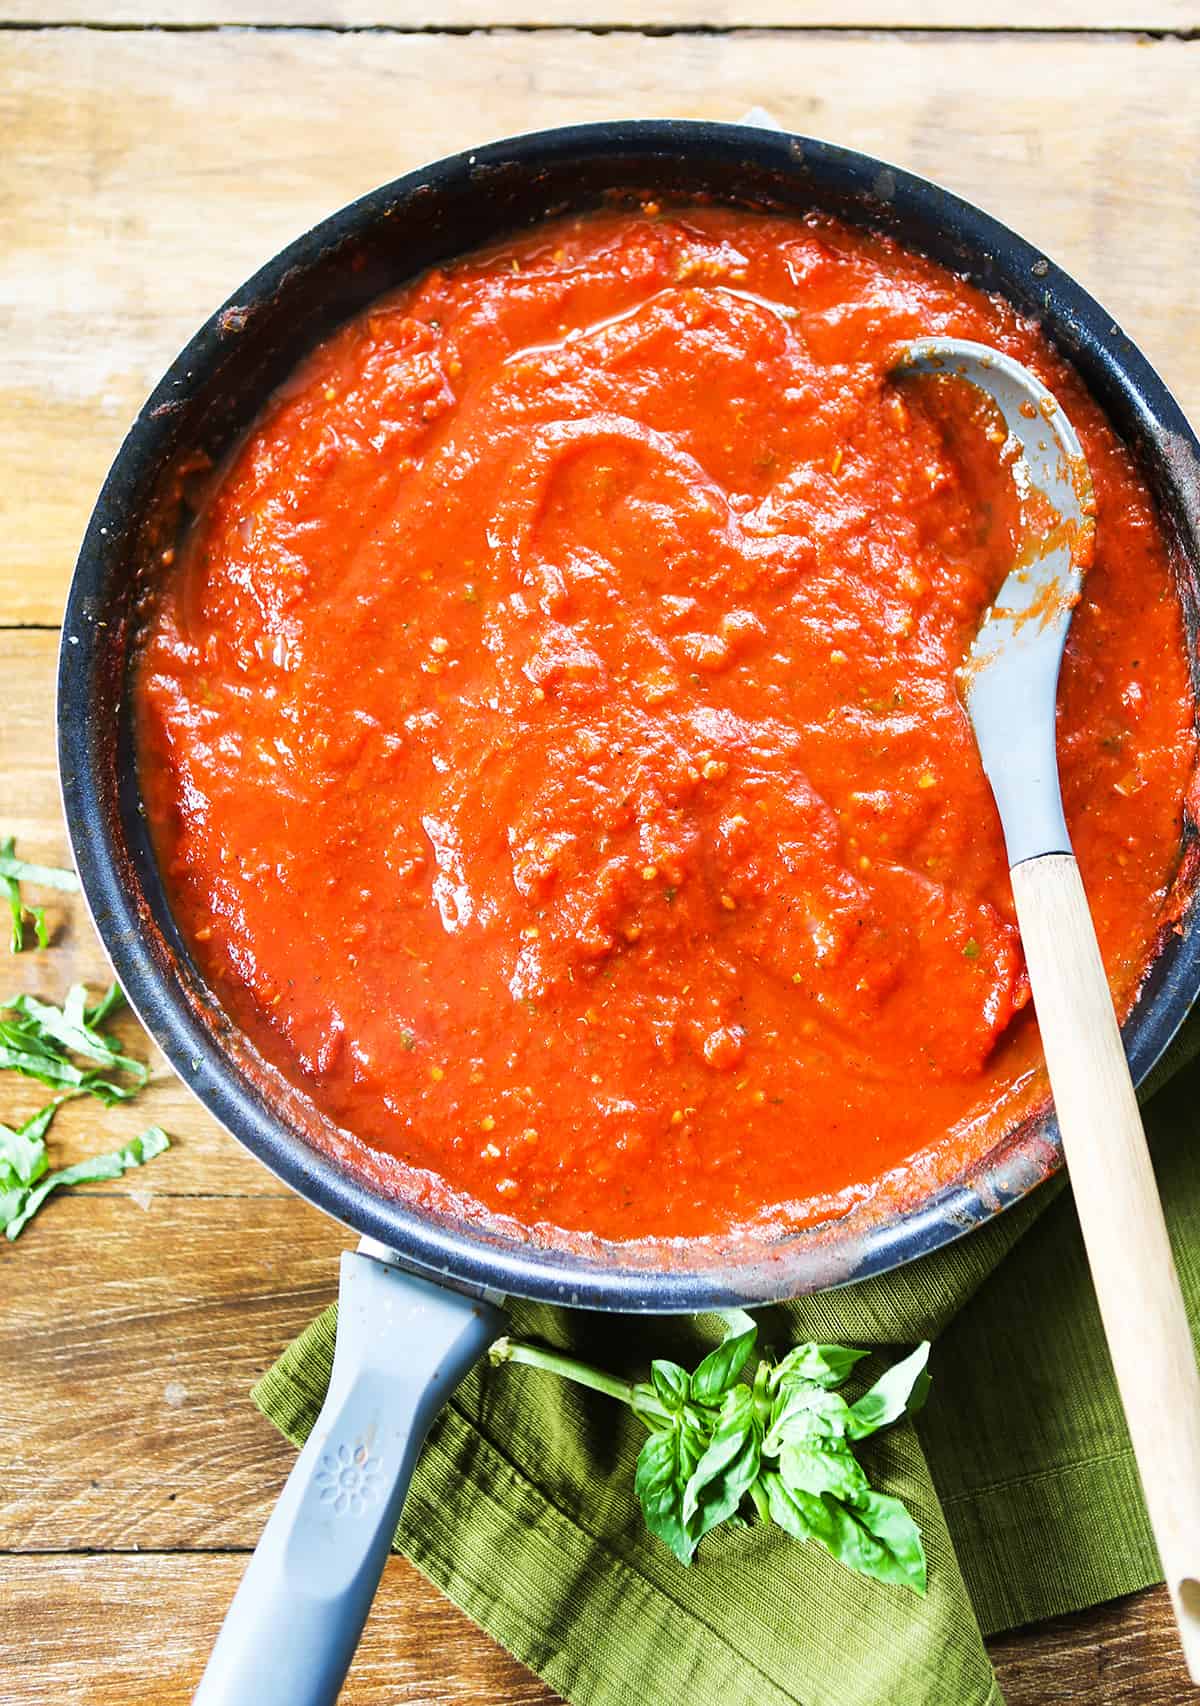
[[0, 978, 171, 1240], [490, 1315, 930, 1592], [0, 983, 148, 1101], [3, 1124, 170, 1240]]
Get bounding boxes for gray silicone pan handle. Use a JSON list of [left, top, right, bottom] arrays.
[[194, 1251, 502, 1706]]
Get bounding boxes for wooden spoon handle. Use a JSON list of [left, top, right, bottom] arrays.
[[1011, 852, 1200, 1685]]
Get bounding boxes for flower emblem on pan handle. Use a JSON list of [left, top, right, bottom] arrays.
[[314, 1442, 382, 1518]]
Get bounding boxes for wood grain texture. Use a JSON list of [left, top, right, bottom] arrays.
[[5, 15, 1200, 1702], [0, 1556, 1192, 1706], [0, 1197, 340, 1550], [4, 0, 1199, 25], [3, 1555, 562, 1706], [988, 1590, 1199, 1705], [4, 28, 1200, 624]]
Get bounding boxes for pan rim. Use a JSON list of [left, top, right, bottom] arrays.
[[58, 117, 1200, 1312]]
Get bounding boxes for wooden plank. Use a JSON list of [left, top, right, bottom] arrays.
[[3, 28, 1200, 626], [988, 1589, 1195, 1704], [0, 1552, 1190, 1705], [0, 1197, 341, 1550], [3, 0, 1198, 27], [0, 629, 290, 1191], [2, 1554, 561, 1705]]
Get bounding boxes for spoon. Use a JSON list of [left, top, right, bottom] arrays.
[[893, 335, 1200, 1684]]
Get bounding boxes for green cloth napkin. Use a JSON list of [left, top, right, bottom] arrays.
[[254, 1017, 1200, 1706]]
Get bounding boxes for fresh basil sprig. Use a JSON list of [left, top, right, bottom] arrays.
[[489, 1314, 930, 1592], [0, 838, 78, 953]]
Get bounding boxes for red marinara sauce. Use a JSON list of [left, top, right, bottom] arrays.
[[136, 206, 1197, 1242]]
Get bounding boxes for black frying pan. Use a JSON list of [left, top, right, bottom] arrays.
[[57, 121, 1200, 1702]]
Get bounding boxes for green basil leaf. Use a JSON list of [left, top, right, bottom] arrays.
[[778, 1438, 868, 1502], [634, 1426, 698, 1565], [0, 841, 78, 956], [847, 1343, 932, 1438], [682, 1386, 761, 1537], [0, 1120, 49, 1188], [0, 850, 80, 892], [85, 983, 125, 1030], [678, 1413, 710, 1485], [762, 1470, 818, 1541], [0, 1013, 55, 1052], [4, 1125, 170, 1241], [765, 1475, 926, 1594], [850, 1489, 928, 1595], [0, 1030, 136, 1098], [0, 984, 146, 1105], [650, 1359, 691, 1410], [764, 1384, 855, 1453], [713, 1308, 757, 1336], [15, 1097, 68, 1147], [5, 990, 147, 1081], [0, 1034, 88, 1088], [690, 1321, 758, 1405], [0, 1182, 25, 1223], [77, 1072, 144, 1106], [0, 1094, 79, 1191], [769, 1343, 870, 1391], [1, 838, 23, 954], [808, 1497, 919, 1591]]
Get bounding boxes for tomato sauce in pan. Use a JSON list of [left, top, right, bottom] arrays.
[[136, 206, 1197, 1242]]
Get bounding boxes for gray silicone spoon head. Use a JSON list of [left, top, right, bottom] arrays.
[[891, 336, 1096, 869]]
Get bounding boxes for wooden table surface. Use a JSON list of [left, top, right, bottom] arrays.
[[5, 4, 1200, 1700]]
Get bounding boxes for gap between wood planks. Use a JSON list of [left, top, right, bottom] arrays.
[[2, 19, 1200, 31], [3, 0, 1200, 33]]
